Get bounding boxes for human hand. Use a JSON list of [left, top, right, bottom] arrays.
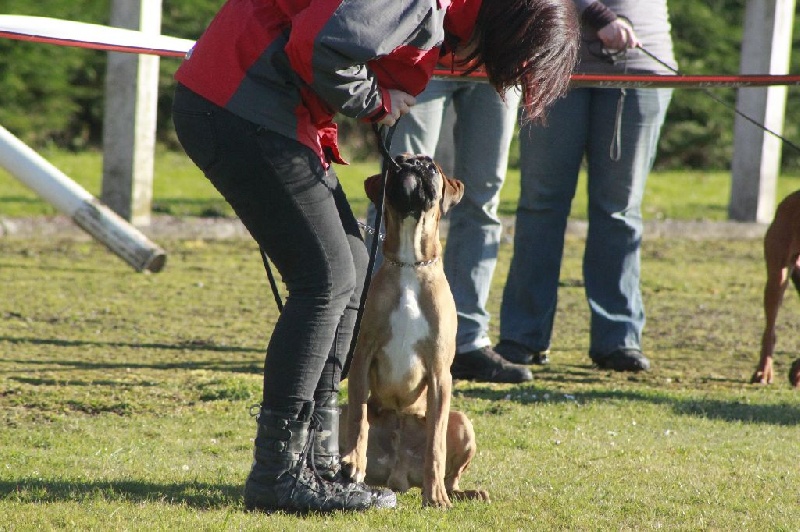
[[378, 89, 416, 126], [597, 18, 641, 51]]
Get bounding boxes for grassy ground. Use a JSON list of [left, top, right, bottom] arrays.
[[3, 149, 800, 221], [2, 152, 800, 529], [2, 236, 800, 529]]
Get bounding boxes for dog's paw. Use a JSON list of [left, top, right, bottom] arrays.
[[340, 453, 366, 484], [422, 485, 452, 509], [449, 489, 490, 503], [750, 369, 773, 385], [789, 359, 800, 388], [422, 497, 453, 509]]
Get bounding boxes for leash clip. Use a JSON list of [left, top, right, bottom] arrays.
[[357, 221, 385, 241]]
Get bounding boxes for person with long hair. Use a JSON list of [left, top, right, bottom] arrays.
[[172, 0, 578, 514]]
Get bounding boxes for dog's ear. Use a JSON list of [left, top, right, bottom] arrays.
[[364, 174, 384, 206], [441, 176, 464, 214]]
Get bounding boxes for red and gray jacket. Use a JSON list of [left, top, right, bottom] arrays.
[[175, 0, 481, 166]]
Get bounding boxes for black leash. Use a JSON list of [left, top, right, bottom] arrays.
[[638, 45, 800, 155], [341, 122, 398, 379], [257, 122, 399, 380], [260, 247, 283, 312]]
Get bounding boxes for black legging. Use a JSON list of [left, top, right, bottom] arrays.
[[172, 84, 367, 414]]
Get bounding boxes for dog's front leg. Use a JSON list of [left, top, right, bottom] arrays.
[[422, 371, 452, 508], [341, 346, 371, 483], [753, 263, 790, 384]]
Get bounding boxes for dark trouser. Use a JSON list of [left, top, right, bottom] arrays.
[[172, 84, 367, 413]]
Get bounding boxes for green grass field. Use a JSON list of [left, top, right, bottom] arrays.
[[2, 151, 800, 529], [2, 148, 800, 221]]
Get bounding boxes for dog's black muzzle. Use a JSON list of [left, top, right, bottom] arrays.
[[385, 155, 438, 218]]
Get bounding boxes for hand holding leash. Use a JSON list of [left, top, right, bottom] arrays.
[[378, 89, 416, 126], [597, 18, 641, 51]]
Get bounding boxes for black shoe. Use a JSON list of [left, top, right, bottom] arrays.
[[495, 340, 550, 365], [451, 346, 533, 383], [590, 348, 651, 372]]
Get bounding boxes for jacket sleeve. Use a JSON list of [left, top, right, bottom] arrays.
[[285, 0, 442, 121]]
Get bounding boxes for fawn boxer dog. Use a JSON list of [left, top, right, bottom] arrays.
[[341, 154, 489, 508], [752, 189, 800, 388]]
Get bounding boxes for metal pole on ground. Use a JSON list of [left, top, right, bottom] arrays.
[[0, 124, 166, 272]]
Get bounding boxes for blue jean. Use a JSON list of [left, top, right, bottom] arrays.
[[172, 84, 367, 412], [500, 87, 672, 356], [367, 79, 520, 353]]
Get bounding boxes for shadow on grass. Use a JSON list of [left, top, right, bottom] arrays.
[[1, 335, 263, 374], [0, 478, 242, 509], [458, 379, 800, 427], [1, 335, 261, 354], [0, 261, 122, 274]]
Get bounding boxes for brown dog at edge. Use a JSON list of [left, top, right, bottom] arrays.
[[752, 189, 800, 387], [341, 153, 489, 507]]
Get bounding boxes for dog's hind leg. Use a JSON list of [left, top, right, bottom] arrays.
[[385, 415, 420, 494], [790, 255, 800, 296], [789, 358, 800, 388], [444, 411, 490, 502], [786, 257, 800, 389]]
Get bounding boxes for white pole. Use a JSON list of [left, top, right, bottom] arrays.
[[102, 0, 162, 225], [0, 124, 166, 272], [729, 0, 796, 222]]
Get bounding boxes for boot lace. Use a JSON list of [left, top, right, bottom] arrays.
[[290, 418, 352, 503]]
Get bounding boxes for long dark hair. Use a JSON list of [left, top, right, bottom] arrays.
[[466, 0, 579, 122]]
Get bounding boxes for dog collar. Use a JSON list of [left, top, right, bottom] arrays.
[[384, 256, 440, 268]]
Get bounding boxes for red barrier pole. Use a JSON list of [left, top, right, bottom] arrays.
[[1, 15, 799, 88]]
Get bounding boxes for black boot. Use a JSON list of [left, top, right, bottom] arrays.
[[243, 402, 377, 513], [311, 395, 396, 509], [310, 396, 342, 479]]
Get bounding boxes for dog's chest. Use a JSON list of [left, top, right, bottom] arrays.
[[383, 272, 430, 384]]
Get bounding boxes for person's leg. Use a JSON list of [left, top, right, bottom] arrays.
[[442, 82, 531, 383], [498, 90, 589, 359], [310, 174, 376, 484], [583, 87, 672, 370], [174, 86, 352, 407], [238, 143, 358, 410], [313, 170, 368, 405], [447, 82, 520, 352], [172, 85, 387, 513]]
